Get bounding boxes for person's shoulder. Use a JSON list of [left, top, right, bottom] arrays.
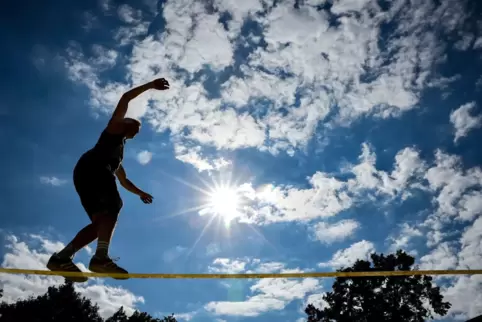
[[105, 118, 126, 135]]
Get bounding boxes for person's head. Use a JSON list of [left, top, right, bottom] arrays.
[[123, 118, 141, 139]]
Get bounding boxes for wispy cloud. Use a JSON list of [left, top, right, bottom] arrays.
[[136, 150, 153, 165], [175, 144, 231, 172], [424, 150, 482, 222], [117, 4, 143, 24], [419, 216, 482, 319], [162, 245, 187, 263], [311, 219, 360, 244], [387, 223, 423, 253], [62, 0, 472, 158], [204, 257, 318, 317], [450, 101, 481, 143], [208, 258, 248, 274], [419, 242, 457, 270], [199, 143, 426, 225], [205, 276, 320, 317], [39, 176, 67, 186], [318, 240, 376, 269]]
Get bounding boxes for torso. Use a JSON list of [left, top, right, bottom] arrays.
[[78, 129, 126, 174]]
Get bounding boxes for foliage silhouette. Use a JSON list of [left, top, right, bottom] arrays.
[[0, 282, 177, 322], [305, 250, 451, 322]]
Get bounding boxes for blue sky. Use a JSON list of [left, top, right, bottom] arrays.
[[1, 0, 482, 321]]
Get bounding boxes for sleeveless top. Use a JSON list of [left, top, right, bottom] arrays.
[[78, 129, 126, 175]]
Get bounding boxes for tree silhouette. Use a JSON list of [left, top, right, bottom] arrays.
[[305, 250, 451, 322], [0, 281, 102, 322], [106, 306, 129, 322], [0, 282, 177, 322]]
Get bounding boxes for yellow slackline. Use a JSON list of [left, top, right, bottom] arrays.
[[0, 268, 481, 279]]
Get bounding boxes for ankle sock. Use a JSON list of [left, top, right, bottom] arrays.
[[95, 241, 110, 258], [57, 243, 77, 259]]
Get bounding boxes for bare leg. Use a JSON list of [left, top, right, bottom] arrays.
[[88, 212, 128, 279], [91, 212, 117, 258], [57, 224, 97, 259], [46, 224, 96, 283]]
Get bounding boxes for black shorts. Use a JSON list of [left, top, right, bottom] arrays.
[[73, 161, 123, 220]]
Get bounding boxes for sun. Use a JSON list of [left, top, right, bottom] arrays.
[[208, 186, 240, 223]]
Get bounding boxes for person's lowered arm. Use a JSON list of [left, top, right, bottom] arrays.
[[115, 164, 153, 204]]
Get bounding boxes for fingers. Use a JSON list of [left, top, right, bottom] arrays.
[[154, 78, 170, 90], [141, 195, 153, 204]]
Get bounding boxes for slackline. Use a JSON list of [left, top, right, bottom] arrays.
[[0, 268, 481, 279]]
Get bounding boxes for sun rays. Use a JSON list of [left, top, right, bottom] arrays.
[[203, 185, 241, 224], [154, 168, 278, 257]]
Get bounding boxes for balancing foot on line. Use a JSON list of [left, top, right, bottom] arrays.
[[47, 253, 88, 283]]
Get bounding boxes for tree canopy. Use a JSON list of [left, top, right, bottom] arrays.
[[305, 250, 451, 322], [0, 282, 177, 322]]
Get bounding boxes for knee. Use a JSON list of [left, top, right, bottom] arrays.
[[109, 196, 123, 214], [91, 211, 118, 228]]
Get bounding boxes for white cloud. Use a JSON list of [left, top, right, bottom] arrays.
[[162, 245, 187, 263], [450, 101, 481, 143], [193, 143, 429, 225], [212, 0, 264, 38], [114, 23, 149, 46], [176, 14, 234, 74], [347, 144, 426, 200], [0, 234, 144, 319], [117, 4, 143, 24], [424, 150, 482, 221], [99, 0, 111, 12], [204, 257, 316, 317], [443, 276, 482, 321], [175, 144, 231, 172], [454, 34, 474, 51], [419, 212, 482, 320], [208, 258, 248, 274], [304, 292, 329, 311], [419, 242, 457, 270], [457, 216, 482, 270], [136, 150, 153, 165], [61, 0, 472, 157], [247, 261, 286, 274], [312, 219, 360, 244], [388, 223, 423, 253], [441, 218, 482, 318], [39, 176, 67, 186], [474, 37, 482, 50], [318, 240, 375, 269], [238, 172, 353, 224], [208, 257, 305, 275], [174, 312, 196, 321], [205, 277, 320, 317], [90, 44, 118, 68], [85, 245, 93, 255]]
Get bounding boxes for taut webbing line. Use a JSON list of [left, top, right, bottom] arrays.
[[0, 268, 481, 279]]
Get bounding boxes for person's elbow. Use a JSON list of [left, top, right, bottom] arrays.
[[115, 174, 129, 188], [120, 91, 135, 102]]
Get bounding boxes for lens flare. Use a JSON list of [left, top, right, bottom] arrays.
[[207, 186, 240, 224]]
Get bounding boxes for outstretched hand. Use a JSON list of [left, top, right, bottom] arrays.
[[139, 191, 154, 204], [151, 78, 170, 90]]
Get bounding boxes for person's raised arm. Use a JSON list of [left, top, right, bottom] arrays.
[[107, 78, 170, 132]]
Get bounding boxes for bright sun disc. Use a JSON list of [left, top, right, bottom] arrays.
[[209, 187, 239, 221]]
